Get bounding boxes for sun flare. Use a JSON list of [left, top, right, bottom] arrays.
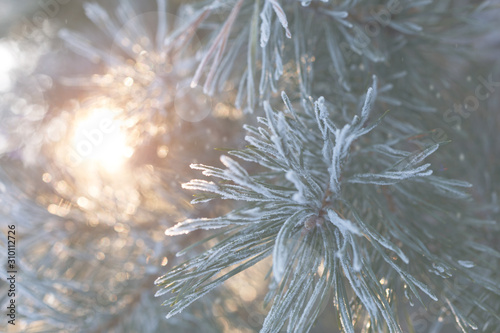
[[71, 108, 134, 172]]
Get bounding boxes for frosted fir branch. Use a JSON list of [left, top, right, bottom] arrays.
[[60, 0, 491, 118], [347, 163, 433, 185], [57, 0, 205, 146], [167, 205, 294, 236], [58, 28, 113, 64], [167, 0, 293, 111], [191, 0, 245, 91], [185, 0, 472, 112], [260, 0, 291, 48], [327, 77, 379, 194], [156, 74, 499, 331], [7, 0, 499, 332], [61, 1, 167, 65]]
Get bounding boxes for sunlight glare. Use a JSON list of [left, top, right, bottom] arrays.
[[71, 108, 133, 172]]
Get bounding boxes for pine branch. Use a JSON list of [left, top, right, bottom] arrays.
[[157, 77, 499, 331]]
